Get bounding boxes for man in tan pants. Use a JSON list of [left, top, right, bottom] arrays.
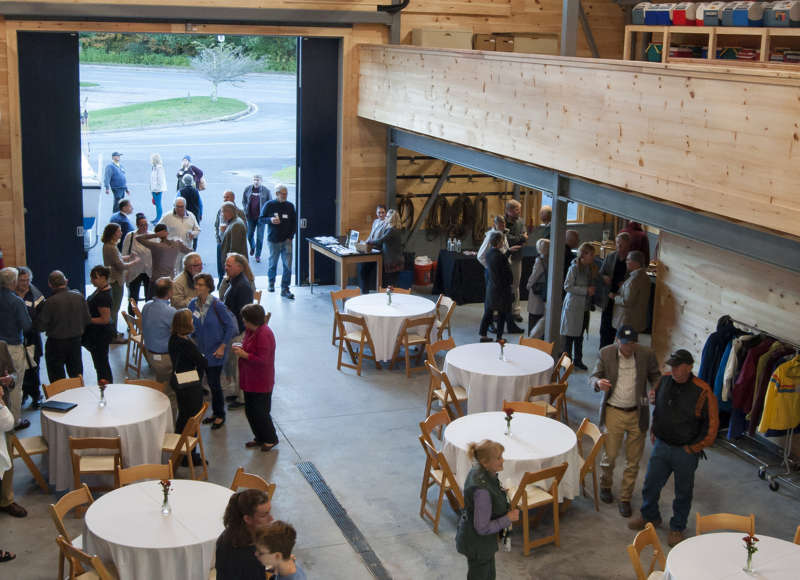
[[590, 326, 661, 518]]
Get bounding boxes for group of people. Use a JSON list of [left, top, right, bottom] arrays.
[[104, 152, 297, 299]]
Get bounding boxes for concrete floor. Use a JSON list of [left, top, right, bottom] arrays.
[[2, 284, 800, 579]]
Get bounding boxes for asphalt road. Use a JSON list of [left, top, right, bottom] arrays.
[[81, 63, 297, 275]]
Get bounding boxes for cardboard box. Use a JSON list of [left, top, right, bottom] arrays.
[[494, 35, 516, 53], [512, 34, 560, 55], [474, 34, 497, 51], [411, 29, 473, 50]]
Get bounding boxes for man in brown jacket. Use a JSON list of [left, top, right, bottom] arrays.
[[609, 250, 651, 333], [590, 326, 661, 518]]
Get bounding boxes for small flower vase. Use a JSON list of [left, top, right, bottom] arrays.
[[499, 344, 505, 361], [387, 291, 392, 306], [98, 389, 107, 408], [161, 493, 172, 516], [743, 552, 753, 574], [504, 419, 512, 437]]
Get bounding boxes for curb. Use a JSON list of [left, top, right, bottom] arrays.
[[86, 102, 257, 135]]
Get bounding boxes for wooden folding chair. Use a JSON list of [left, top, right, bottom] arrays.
[[426, 362, 467, 420], [121, 312, 144, 378], [56, 535, 117, 580], [550, 352, 574, 384], [162, 402, 209, 481], [503, 399, 547, 416], [508, 462, 569, 555], [381, 286, 411, 294], [519, 336, 555, 355], [124, 378, 166, 393], [524, 383, 569, 423], [254, 290, 262, 304], [794, 525, 800, 545], [335, 312, 380, 376], [433, 294, 456, 340], [695, 512, 755, 536], [230, 467, 277, 499], [425, 337, 455, 373], [627, 523, 666, 580], [418, 436, 464, 533], [43, 375, 84, 399], [69, 436, 123, 492], [50, 484, 94, 580], [390, 315, 435, 378], [9, 432, 49, 492], [117, 461, 174, 486], [419, 410, 451, 498], [575, 418, 606, 511], [330, 288, 361, 346]]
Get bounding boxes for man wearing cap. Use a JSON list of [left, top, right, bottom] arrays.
[[629, 348, 718, 547], [103, 152, 129, 213], [590, 326, 661, 518]]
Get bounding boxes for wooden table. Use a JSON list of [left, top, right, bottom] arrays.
[[307, 237, 382, 292]]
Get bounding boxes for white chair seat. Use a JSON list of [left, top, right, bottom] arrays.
[[647, 572, 665, 580], [508, 483, 554, 508], [344, 331, 366, 342], [73, 534, 83, 550], [430, 468, 456, 490], [77, 572, 100, 580], [405, 333, 428, 343], [13, 435, 48, 456], [79, 456, 117, 472], [434, 385, 467, 401], [162, 432, 197, 451]]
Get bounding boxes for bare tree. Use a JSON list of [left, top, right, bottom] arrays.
[[190, 43, 261, 101]]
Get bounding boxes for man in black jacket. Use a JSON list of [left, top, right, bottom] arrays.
[[478, 232, 513, 342], [260, 185, 296, 300]]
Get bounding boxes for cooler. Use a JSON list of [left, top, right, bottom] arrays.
[[413, 256, 436, 286], [673, 2, 698, 24], [633, 2, 651, 24], [703, 1, 726, 24], [765, 1, 800, 25], [731, 1, 766, 25], [645, 3, 676, 24], [696, 2, 709, 24]]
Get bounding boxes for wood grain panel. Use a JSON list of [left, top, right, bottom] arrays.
[[652, 232, 800, 364], [358, 45, 800, 238]]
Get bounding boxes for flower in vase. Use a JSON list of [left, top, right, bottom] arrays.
[[742, 534, 759, 555], [386, 286, 393, 294], [160, 479, 172, 495], [98, 380, 108, 394], [503, 406, 514, 421]]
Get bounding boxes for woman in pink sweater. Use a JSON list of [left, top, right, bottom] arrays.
[[231, 304, 278, 452]]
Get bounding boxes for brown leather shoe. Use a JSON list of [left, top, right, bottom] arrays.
[[628, 514, 662, 530], [0, 502, 27, 518], [668, 530, 685, 547]]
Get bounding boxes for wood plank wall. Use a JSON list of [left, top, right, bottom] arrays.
[[0, 22, 17, 264], [652, 232, 800, 364], [358, 45, 800, 240]]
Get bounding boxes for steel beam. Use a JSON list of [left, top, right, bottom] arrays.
[[578, 1, 599, 58], [405, 163, 452, 242], [545, 176, 567, 346], [0, 3, 393, 26], [561, 0, 580, 56]]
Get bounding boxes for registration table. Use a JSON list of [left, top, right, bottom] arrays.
[[663, 532, 800, 580], [41, 384, 174, 491], [442, 412, 580, 500], [444, 343, 554, 414], [345, 293, 436, 362], [84, 479, 232, 580]]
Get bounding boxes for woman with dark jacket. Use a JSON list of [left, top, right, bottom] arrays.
[[168, 309, 207, 434], [189, 273, 236, 429], [15, 266, 43, 412], [456, 439, 519, 580], [367, 209, 404, 287], [231, 304, 277, 452], [101, 222, 139, 341], [215, 488, 273, 580], [83, 266, 116, 383], [478, 232, 513, 342], [560, 242, 599, 370], [525, 238, 550, 338]]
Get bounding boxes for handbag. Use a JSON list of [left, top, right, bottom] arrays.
[[198, 176, 207, 191], [170, 347, 202, 391]]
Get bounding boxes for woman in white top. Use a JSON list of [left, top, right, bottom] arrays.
[[122, 212, 153, 314], [150, 153, 168, 225]]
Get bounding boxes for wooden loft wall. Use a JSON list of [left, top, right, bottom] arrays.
[[653, 232, 800, 364], [358, 45, 800, 240], [0, 21, 16, 264]]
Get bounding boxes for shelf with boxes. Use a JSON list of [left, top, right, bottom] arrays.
[[410, 28, 560, 55]]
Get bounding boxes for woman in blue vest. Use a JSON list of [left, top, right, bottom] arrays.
[[456, 440, 519, 579]]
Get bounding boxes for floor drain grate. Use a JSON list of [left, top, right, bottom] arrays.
[[297, 461, 391, 580]]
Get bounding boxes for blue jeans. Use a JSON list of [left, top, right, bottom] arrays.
[[267, 239, 293, 290], [151, 191, 163, 223], [246, 217, 265, 258], [111, 188, 126, 212], [640, 438, 700, 531], [206, 365, 225, 419]]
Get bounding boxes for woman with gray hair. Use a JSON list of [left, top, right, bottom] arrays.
[[15, 266, 43, 411], [525, 238, 550, 338], [367, 209, 404, 288]]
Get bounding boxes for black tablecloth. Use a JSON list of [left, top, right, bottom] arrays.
[[432, 249, 537, 305]]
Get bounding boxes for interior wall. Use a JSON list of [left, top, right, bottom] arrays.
[[0, 20, 19, 265], [653, 231, 800, 364]]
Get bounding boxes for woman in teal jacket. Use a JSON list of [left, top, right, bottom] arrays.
[[456, 440, 519, 579], [189, 272, 236, 429]]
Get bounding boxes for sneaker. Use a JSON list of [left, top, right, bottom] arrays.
[[268, 285, 275, 293], [618, 501, 632, 518], [574, 361, 589, 371], [255, 256, 261, 263], [667, 530, 685, 547], [506, 323, 524, 334], [281, 290, 295, 300], [599, 488, 613, 504], [628, 515, 662, 531], [250, 248, 255, 256]]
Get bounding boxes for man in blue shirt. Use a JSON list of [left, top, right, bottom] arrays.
[[0, 267, 32, 429], [110, 199, 134, 251], [141, 277, 177, 387], [103, 151, 129, 212]]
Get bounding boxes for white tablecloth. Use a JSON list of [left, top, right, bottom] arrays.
[[345, 293, 436, 361], [664, 532, 800, 580], [84, 480, 232, 580], [442, 412, 580, 501], [444, 343, 554, 414], [41, 384, 174, 490]]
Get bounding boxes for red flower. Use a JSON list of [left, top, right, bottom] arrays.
[[160, 479, 172, 493], [498, 339, 506, 347], [503, 407, 514, 419]]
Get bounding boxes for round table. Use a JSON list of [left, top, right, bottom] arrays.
[[84, 479, 232, 580], [41, 384, 174, 491], [442, 411, 580, 500], [663, 532, 800, 579], [444, 343, 554, 414], [345, 293, 436, 362]]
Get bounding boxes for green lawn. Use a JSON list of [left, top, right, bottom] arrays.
[[80, 81, 100, 88], [87, 96, 248, 131], [272, 165, 296, 185]]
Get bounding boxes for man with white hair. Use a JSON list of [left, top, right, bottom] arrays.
[[159, 197, 200, 272], [171, 253, 204, 309], [0, 267, 32, 428]]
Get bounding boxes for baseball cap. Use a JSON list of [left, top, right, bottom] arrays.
[[616, 325, 638, 344], [183, 155, 191, 161], [666, 349, 694, 366], [111, 151, 122, 157]]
